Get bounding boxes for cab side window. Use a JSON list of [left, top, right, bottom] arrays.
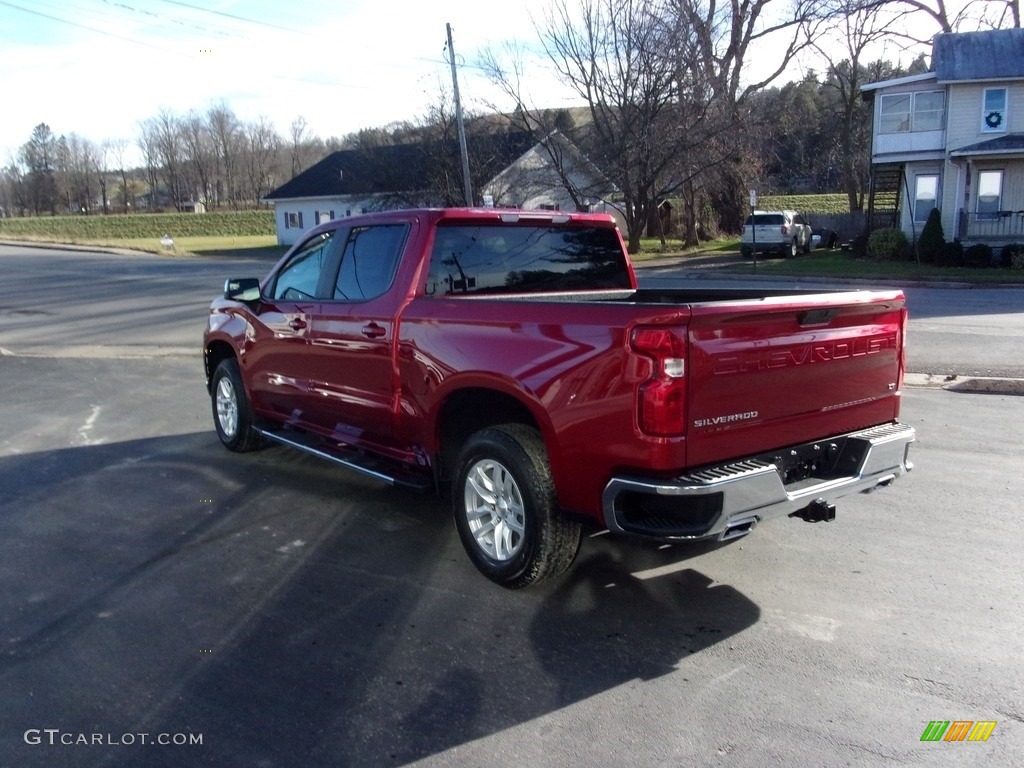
[[271, 232, 336, 301], [333, 224, 408, 301]]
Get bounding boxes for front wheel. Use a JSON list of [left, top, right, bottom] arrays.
[[210, 358, 264, 452], [453, 424, 581, 589]]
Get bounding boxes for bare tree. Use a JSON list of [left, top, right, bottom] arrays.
[[538, 0, 722, 252], [669, 0, 829, 232], [107, 138, 133, 212], [97, 140, 112, 214], [207, 102, 241, 208], [182, 112, 216, 207], [864, 0, 1019, 46], [812, 0, 904, 211], [289, 116, 309, 177], [672, 0, 825, 105], [241, 117, 281, 205], [480, 44, 605, 212], [136, 120, 163, 210], [0, 158, 26, 216], [139, 110, 187, 209]]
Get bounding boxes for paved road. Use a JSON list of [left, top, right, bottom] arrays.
[[2, 243, 1022, 378], [1, 244, 1022, 766], [637, 268, 1024, 379]]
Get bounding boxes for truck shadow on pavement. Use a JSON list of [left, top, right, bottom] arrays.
[[0, 435, 759, 768]]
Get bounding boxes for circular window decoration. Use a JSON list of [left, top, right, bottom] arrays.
[[985, 111, 1003, 129]]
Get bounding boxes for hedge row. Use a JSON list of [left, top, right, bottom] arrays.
[[0, 211, 275, 239], [860, 227, 1024, 269]]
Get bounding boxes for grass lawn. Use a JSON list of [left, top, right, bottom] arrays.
[[631, 237, 739, 261], [720, 249, 1024, 284], [4, 233, 286, 259], [632, 236, 1024, 284]]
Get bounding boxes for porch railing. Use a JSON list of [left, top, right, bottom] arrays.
[[958, 209, 1024, 241]]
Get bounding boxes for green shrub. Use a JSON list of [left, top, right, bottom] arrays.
[[936, 240, 964, 267], [999, 243, 1023, 269], [1013, 251, 1024, 271], [963, 243, 994, 268], [866, 228, 908, 261], [917, 208, 945, 263]]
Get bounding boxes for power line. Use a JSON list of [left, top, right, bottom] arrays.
[[0, 0, 201, 59], [152, 0, 310, 36]]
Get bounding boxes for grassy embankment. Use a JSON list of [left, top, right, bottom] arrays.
[[4, 199, 1022, 282], [0, 210, 284, 258]]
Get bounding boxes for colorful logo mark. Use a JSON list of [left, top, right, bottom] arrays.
[[920, 720, 997, 742]]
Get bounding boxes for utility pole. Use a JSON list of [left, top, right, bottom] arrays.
[[446, 22, 473, 207]]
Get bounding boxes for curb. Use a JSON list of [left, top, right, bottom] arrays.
[[904, 372, 1024, 395], [0, 345, 201, 359]]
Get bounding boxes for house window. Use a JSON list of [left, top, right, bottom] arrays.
[[879, 91, 945, 134], [880, 94, 911, 133], [914, 175, 939, 223], [982, 88, 1007, 133], [913, 92, 945, 132], [316, 210, 333, 225], [976, 170, 1003, 219], [286, 212, 303, 229]]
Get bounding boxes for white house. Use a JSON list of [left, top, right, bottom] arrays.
[[264, 129, 627, 247], [264, 132, 536, 246], [481, 132, 626, 232], [862, 29, 1024, 246]]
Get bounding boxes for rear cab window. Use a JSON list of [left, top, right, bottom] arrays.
[[424, 223, 632, 296], [745, 214, 785, 226]]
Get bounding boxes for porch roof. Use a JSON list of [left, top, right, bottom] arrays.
[[950, 133, 1024, 158]]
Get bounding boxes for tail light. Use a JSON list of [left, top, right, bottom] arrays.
[[898, 307, 909, 391], [631, 326, 687, 436], [781, 224, 789, 235]]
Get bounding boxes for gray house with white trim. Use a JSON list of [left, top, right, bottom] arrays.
[[862, 29, 1024, 246]]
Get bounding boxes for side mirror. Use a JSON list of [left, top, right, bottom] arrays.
[[224, 277, 261, 302]]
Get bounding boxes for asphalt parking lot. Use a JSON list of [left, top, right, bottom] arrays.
[[1, 244, 1022, 767]]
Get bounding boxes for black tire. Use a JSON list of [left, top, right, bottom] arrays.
[[802, 236, 812, 255], [453, 424, 581, 589], [740, 246, 753, 259], [210, 358, 263, 452]]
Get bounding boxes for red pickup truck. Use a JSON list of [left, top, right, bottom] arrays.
[[204, 208, 914, 588]]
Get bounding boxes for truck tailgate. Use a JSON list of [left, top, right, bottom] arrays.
[[685, 290, 906, 467]]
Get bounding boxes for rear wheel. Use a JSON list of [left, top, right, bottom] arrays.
[[453, 424, 581, 589], [802, 235, 812, 254], [740, 245, 753, 259], [211, 359, 263, 452]]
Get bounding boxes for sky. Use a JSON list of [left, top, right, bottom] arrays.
[[0, 0, 942, 168], [0, 0, 581, 165]]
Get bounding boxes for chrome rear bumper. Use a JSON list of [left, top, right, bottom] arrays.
[[602, 422, 915, 541]]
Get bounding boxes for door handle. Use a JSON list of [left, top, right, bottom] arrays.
[[288, 318, 307, 330], [361, 322, 386, 339]]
